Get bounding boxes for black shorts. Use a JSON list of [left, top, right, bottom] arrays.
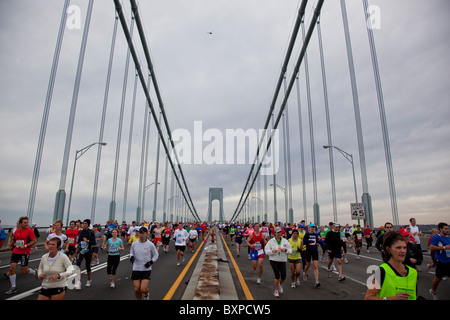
[[435, 260, 450, 279], [304, 250, 318, 262], [107, 255, 121, 275], [176, 245, 186, 252], [10, 253, 30, 266], [131, 270, 151, 280], [328, 250, 342, 260], [39, 287, 67, 298], [66, 246, 77, 256], [162, 236, 170, 245]]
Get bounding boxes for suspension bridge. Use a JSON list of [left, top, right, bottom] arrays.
[[6, 0, 445, 229]]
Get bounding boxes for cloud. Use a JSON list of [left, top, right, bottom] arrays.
[[0, 0, 449, 228]]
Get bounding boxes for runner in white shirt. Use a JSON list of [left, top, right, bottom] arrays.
[[188, 227, 198, 252], [174, 223, 189, 266], [45, 220, 67, 252], [130, 226, 158, 300]]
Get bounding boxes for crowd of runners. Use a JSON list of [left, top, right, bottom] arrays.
[[217, 218, 449, 300], [1, 216, 449, 300]]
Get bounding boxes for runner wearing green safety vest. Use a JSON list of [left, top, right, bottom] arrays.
[[365, 231, 418, 300], [376, 263, 417, 300]]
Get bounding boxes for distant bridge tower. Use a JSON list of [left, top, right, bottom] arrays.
[[207, 188, 224, 222]]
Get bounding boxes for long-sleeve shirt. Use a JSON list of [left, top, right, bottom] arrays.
[[264, 237, 292, 262], [130, 239, 159, 271], [38, 251, 75, 289]]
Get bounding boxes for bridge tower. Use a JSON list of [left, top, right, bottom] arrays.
[[207, 188, 224, 222]]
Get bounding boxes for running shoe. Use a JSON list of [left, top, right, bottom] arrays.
[[110, 282, 115, 289], [274, 290, 279, 297], [86, 279, 92, 287], [278, 285, 283, 294], [327, 269, 331, 278], [338, 275, 346, 281], [5, 287, 17, 295], [429, 289, 438, 300], [291, 282, 296, 288], [314, 281, 320, 288], [257, 277, 261, 284]]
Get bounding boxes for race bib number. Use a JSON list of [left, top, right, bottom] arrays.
[[109, 247, 119, 254], [254, 242, 261, 251], [16, 240, 25, 246]]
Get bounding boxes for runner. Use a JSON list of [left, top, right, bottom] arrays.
[[174, 223, 189, 266], [303, 223, 320, 288], [265, 227, 292, 297], [247, 223, 266, 284], [188, 225, 198, 252], [365, 231, 418, 300], [91, 224, 103, 266], [37, 237, 74, 300], [161, 223, 172, 253], [74, 219, 96, 289], [352, 224, 364, 260], [235, 226, 244, 257], [5, 216, 38, 295], [130, 226, 159, 300], [364, 224, 373, 253], [128, 227, 140, 245], [325, 223, 346, 282], [64, 220, 79, 263], [120, 221, 128, 241], [429, 222, 450, 300], [103, 228, 124, 288], [45, 220, 67, 252], [288, 229, 303, 288], [104, 219, 117, 241], [339, 225, 349, 263], [152, 223, 163, 253]]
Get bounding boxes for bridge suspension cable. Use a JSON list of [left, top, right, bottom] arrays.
[[230, 0, 325, 222], [114, 0, 200, 222]]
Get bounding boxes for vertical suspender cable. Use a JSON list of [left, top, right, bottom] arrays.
[[302, 19, 320, 226], [109, 16, 135, 221], [230, 0, 324, 222], [91, 13, 119, 222], [233, 0, 309, 219], [340, 0, 373, 227], [296, 75, 308, 222], [54, 0, 94, 222], [362, 0, 398, 228], [28, 0, 71, 224], [317, 18, 338, 223], [122, 70, 138, 222], [136, 74, 151, 223]]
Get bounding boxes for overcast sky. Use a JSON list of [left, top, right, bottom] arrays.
[[0, 0, 449, 228]]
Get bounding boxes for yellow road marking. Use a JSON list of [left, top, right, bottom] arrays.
[[220, 232, 254, 300], [163, 228, 213, 300]]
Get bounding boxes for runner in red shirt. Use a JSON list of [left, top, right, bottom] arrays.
[[65, 220, 79, 262], [5, 216, 38, 295], [247, 223, 266, 284]]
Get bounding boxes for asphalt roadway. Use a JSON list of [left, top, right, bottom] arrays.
[[1, 229, 449, 301]]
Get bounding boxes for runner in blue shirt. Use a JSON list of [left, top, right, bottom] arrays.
[[103, 228, 124, 288], [303, 224, 320, 287], [429, 222, 450, 299]]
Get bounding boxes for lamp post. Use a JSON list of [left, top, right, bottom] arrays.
[[270, 184, 288, 223], [323, 145, 359, 223], [66, 142, 106, 227]]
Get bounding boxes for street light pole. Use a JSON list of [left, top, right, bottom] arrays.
[[66, 142, 106, 227], [323, 145, 359, 223]]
